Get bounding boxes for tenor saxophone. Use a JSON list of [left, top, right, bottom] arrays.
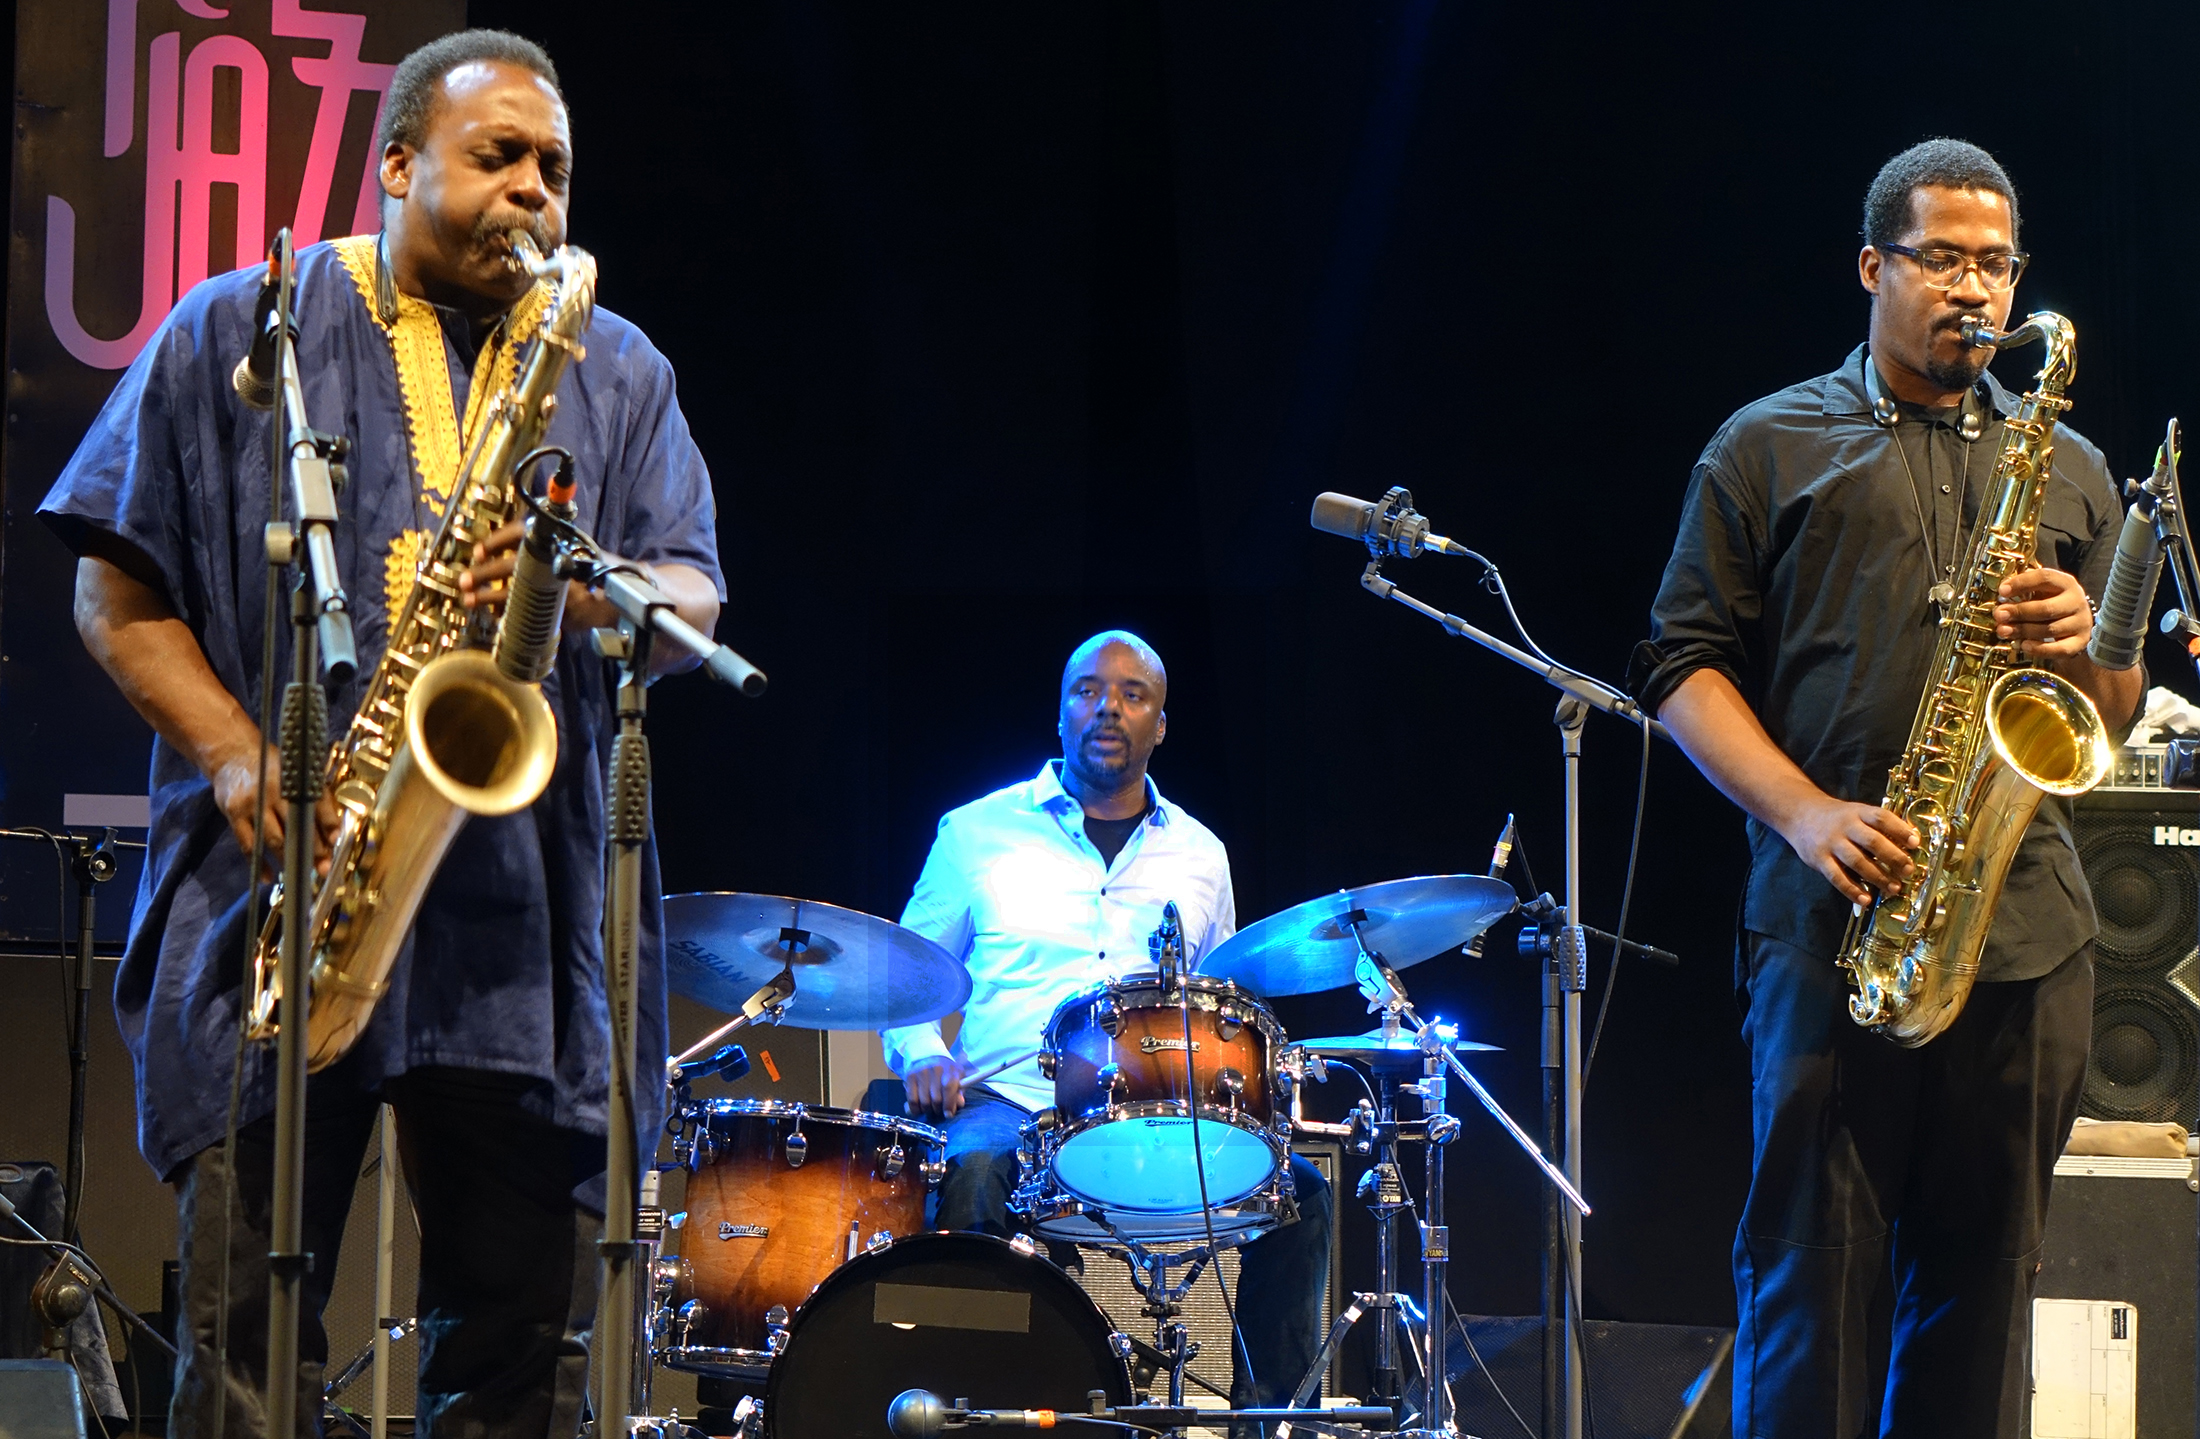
[[245, 234, 596, 1070], [1839, 312, 2113, 1046]]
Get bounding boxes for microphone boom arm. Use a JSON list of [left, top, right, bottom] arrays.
[[1359, 561, 1670, 743]]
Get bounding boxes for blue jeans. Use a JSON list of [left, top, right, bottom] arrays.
[[1732, 936, 2092, 1439], [935, 1091, 1333, 1418]]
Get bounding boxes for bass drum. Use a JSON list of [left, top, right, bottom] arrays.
[[762, 1232, 1132, 1438]]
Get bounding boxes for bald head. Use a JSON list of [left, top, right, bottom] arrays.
[[1056, 631, 1168, 814], [1060, 630, 1167, 706]]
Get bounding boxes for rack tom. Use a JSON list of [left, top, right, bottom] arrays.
[[1032, 971, 1288, 1218], [658, 1100, 944, 1376]]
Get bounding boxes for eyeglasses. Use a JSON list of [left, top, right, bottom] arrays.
[[1876, 241, 2030, 292]]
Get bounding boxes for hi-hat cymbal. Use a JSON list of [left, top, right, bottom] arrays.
[[1297, 1026, 1502, 1060], [663, 892, 970, 1031], [1194, 874, 1516, 998]]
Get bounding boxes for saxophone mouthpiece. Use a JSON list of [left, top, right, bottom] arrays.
[[506, 229, 546, 275], [1958, 315, 1996, 348]]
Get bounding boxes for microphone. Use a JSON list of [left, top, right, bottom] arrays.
[[2088, 499, 2164, 670], [2088, 429, 2180, 671], [232, 252, 284, 411], [671, 1044, 750, 1086], [493, 452, 579, 683], [1464, 812, 1517, 959], [1311, 487, 1473, 559], [886, 1390, 1060, 1435]]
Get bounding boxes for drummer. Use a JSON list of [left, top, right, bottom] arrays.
[[883, 630, 1333, 1422]]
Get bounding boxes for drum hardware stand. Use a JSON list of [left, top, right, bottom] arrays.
[[668, 969, 795, 1086], [1309, 917, 1588, 1438], [520, 511, 764, 1437], [1093, 1232, 1223, 1422], [1349, 528, 1663, 1439]]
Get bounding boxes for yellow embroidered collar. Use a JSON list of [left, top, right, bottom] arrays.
[[330, 233, 555, 624]]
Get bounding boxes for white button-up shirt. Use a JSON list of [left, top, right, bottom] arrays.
[[882, 760, 1236, 1114]]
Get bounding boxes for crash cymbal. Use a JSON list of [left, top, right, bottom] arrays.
[[663, 892, 970, 1031], [1194, 874, 1516, 998], [1297, 1025, 1502, 1059]]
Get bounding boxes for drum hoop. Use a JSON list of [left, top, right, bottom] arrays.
[[657, 1345, 775, 1380], [1013, 1177, 1286, 1243], [1049, 1099, 1288, 1150], [1040, 970, 1285, 1048], [679, 1098, 946, 1147]]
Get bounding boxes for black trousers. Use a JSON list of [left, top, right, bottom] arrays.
[[170, 1067, 602, 1439], [1731, 934, 2092, 1439]]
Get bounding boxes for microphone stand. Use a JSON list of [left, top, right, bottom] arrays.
[[1352, 543, 1665, 1439], [260, 226, 359, 1439], [520, 497, 765, 1434]]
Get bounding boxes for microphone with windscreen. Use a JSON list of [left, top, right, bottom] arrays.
[[232, 252, 285, 411]]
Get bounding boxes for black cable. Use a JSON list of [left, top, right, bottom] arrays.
[[1441, 1289, 1536, 1439], [1052, 1418, 1168, 1437], [1178, 980, 1256, 1429], [1557, 1225, 1598, 1439], [1506, 828, 1541, 909], [1582, 714, 1652, 1088]]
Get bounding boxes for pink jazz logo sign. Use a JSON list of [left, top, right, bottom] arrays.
[[42, 0, 456, 370]]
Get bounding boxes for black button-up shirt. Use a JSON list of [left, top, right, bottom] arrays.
[[1634, 343, 2129, 981]]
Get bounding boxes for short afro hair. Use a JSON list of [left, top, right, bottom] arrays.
[[379, 29, 563, 153], [1863, 138, 2020, 248]]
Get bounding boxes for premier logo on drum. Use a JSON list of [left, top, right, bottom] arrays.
[[1137, 1036, 1198, 1053], [717, 1222, 769, 1241]]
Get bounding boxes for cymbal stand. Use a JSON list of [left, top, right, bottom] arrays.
[[1298, 920, 1588, 1439]]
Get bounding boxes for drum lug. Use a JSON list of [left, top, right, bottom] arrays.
[[921, 1156, 947, 1185], [1038, 1049, 1057, 1080], [1216, 1066, 1245, 1108], [1007, 1233, 1039, 1257], [650, 1255, 688, 1304], [1096, 996, 1122, 1037], [785, 1130, 808, 1168], [674, 1298, 706, 1346], [880, 1140, 907, 1179], [866, 1229, 895, 1254], [1217, 1008, 1242, 1043], [1096, 1063, 1125, 1101], [765, 1304, 791, 1355], [1108, 1331, 1134, 1361]]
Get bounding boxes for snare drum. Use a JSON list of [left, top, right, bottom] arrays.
[[1022, 971, 1290, 1232], [658, 1100, 944, 1377]]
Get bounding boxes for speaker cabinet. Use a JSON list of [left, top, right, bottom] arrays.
[[1443, 1314, 1735, 1439], [2029, 1156, 2196, 1439], [2073, 784, 2200, 1127], [0, 1359, 88, 1439]]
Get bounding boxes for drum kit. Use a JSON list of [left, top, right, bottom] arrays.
[[615, 874, 1585, 1439]]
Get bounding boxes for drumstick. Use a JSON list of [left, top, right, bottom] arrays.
[[956, 1049, 1043, 1090]]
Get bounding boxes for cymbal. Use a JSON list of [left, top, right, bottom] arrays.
[[663, 892, 970, 1031], [1297, 1025, 1502, 1060], [1194, 874, 1516, 998]]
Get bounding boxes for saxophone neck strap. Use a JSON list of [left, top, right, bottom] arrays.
[[1864, 350, 1987, 443]]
